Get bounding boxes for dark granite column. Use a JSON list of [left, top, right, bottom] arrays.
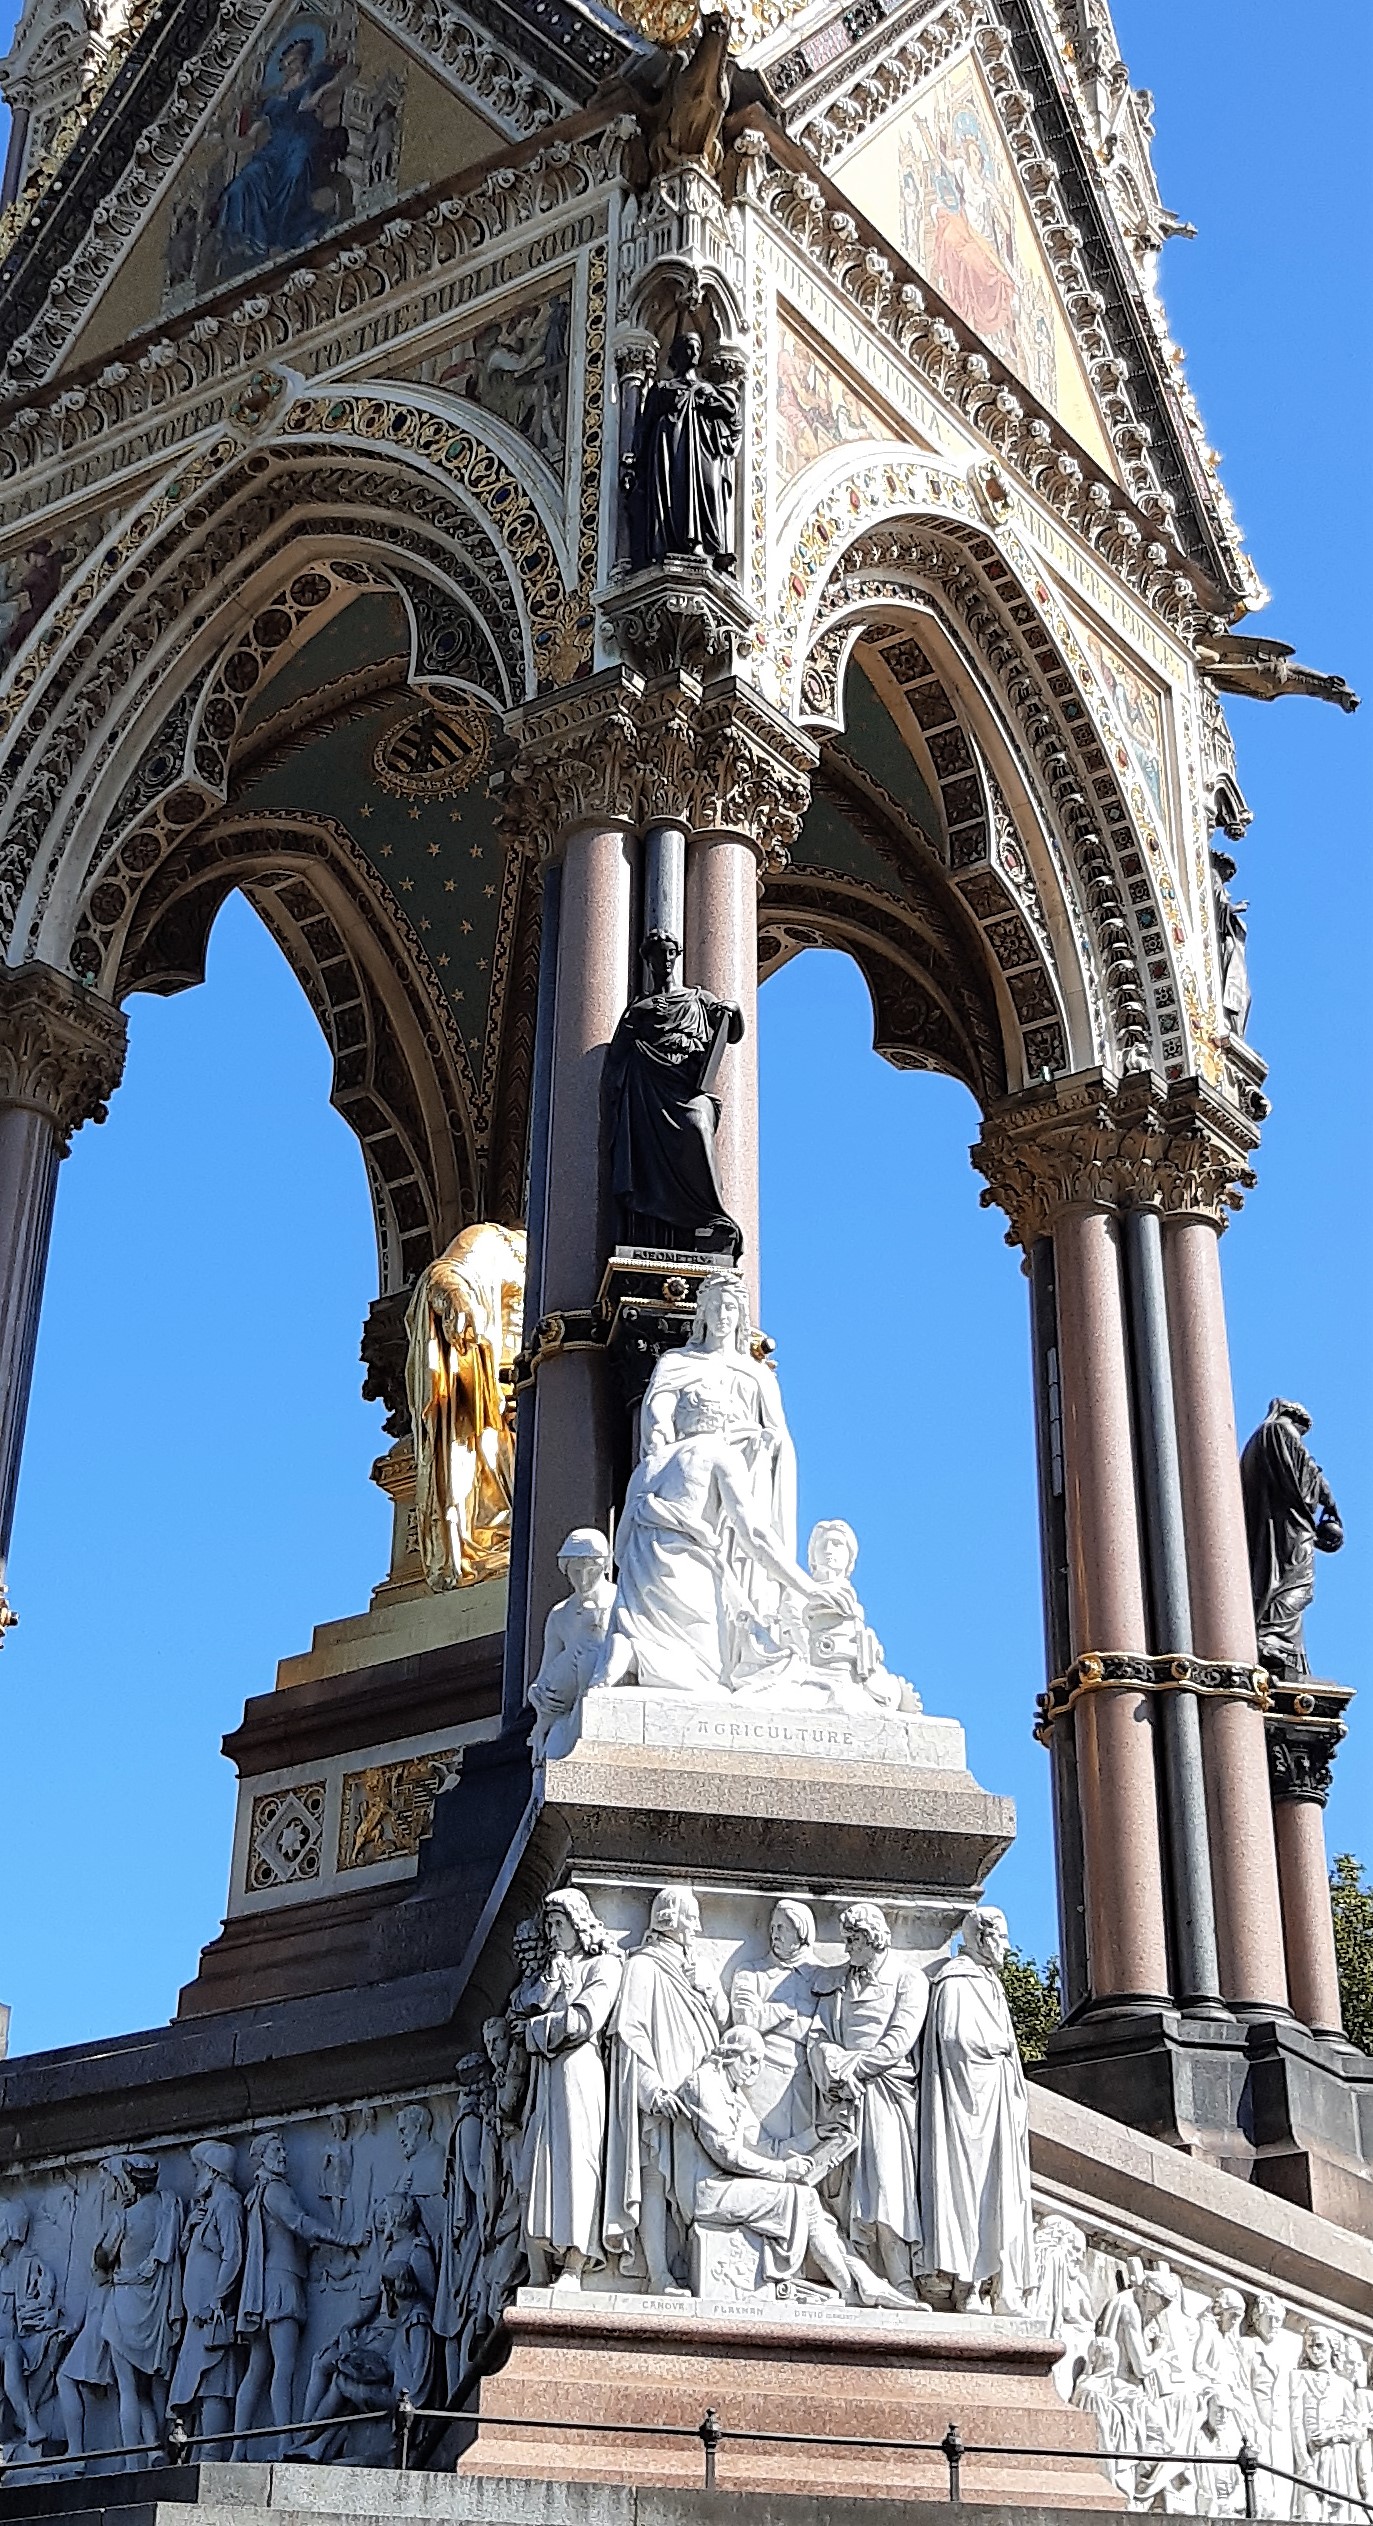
[[0, 964, 126, 1615]]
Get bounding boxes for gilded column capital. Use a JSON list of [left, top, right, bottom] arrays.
[[0, 962, 127, 1153], [971, 1067, 1261, 1247], [496, 652, 816, 870]]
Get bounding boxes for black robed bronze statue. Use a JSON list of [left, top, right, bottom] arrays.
[[622, 331, 741, 575], [602, 930, 743, 1259]]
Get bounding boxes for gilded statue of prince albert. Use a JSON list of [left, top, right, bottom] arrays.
[[603, 929, 744, 1260]]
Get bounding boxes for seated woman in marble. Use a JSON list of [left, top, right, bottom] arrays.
[[512, 1890, 623, 2291], [639, 1273, 797, 1664], [676, 2029, 910, 2310], [728, 1898, 821, 2144], [592, 1386, 835, 1699]]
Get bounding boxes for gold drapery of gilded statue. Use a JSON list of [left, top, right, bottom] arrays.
[[405, 1221, 527, 1589]]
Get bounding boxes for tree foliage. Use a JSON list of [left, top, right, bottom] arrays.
[[1330, 1852, 1373, 2057], [1000, 1946, 1062, 2065]]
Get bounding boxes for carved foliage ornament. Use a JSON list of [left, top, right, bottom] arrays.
[[0, 960, 126, 1146], [971, 1068, 1260, 1246]]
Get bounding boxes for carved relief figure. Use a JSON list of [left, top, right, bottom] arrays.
[[604, 1885, 728, 2293], [395, 2105, 447, 2262], [477, 2015, 528, 2327], [603, 931, 744, 1262], [528, 1528, 615, 1762], [677, 2027, 904, 2306], [433, 2052, 490, 2390], [405, 1220, 527, 1590], [772, 1520, 913, 1714], [93, 2155, 184, 2458], [234, 2131, 353, 2455], [729, 1897, 821, 2143], [622, 337, 742, 574], [303, 2194, 435, 2446], [1240, 1401, 1344, 1680], [808, 1902, 925, 2297], [513, 1890, 623, 2290], [169, 2143, 244, 2454], [1242, 2292, 1292, 2518], [592, 1384, 831, 1698], [0, 2202, 64, 2449], [919, 1907, 1033, 2313], [1290, 2328, 1364, 2520], [1030, 2211, 1096, 2393]]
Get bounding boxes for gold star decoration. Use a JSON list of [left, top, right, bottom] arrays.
[[359, 802, 373, 818], [477, 956, 488, 972], [428, 842, 440, 858], [400, 877, 414, 892], [484, 883, 495, 897], [461, 918, 472, 934], [444, 879, 455, 892], [469, 844, 482, 859], [420, 917, 431, 931], [380, 843, 393, 857], [438, 954, 449, 969]]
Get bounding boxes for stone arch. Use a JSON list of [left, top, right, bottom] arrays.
[[783, 469, 1200, 1087], [0, 387, 579, 967]]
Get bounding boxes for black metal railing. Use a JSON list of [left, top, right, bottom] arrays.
[[3, 2395, 1372, 2521]]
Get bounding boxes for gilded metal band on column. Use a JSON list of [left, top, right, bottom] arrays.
[[1035, 1651, 1272, 1744]]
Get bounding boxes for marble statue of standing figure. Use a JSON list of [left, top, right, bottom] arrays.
[[405, 1220, 527, 1589], [1240, 1400, 1344, 1680], [528, 1528, 615, 1761], [0, 2200, 64, 2450], [1290, 2327, 1365, 2521], [94, 2153, 184, 2461], [919, 1906, 1034, 2313], [729, 1897, 821, 2143], [1241, 2293, 1292, 2518], [602, 931, 744, 1261], [1211, 849, 1252, 1038], [604, 1885, 728, 2293], [169, 2142, 244, 2455], [234, 2130, 355, 2456], [514, 1889, 623, 2289], [434, 2050, 490, 2390], [622, 329, 742, 574], [807, 1901, 926, 2297]]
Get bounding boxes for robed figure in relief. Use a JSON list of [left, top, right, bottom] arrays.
[[604, 1886, 729, 2292], [919, 1907, 1034, 2311], [405, 1221, 527, 1589], [513, 1891, 623, 2288]]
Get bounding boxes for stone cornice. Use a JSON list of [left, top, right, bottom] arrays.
[[0, 959, 126, 1147], [494, 665, 817, 866], [970, 1065, 1261, 1245]]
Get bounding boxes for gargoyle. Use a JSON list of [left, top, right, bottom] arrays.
[[1198, 632, 1359, 714]]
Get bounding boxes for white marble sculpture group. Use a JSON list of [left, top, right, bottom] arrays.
[[529, 1274, 917, 1759], [1029, 2215, 1373, 2519], [480, 1885, 1033, 2321]]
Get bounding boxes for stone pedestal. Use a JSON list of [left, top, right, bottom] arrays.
[[459, 2298, 1118, 2507]]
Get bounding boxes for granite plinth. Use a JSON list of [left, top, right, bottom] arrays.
[[1036, 2004, 1373, 2234], [536, 1691, 1013, 1895], [458, 2299, 1120, 2507]]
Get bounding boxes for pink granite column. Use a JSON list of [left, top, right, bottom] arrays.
[[1164, 1215, 1289, 2014], [1053, 1204, 1171, 2006], [1273, 1794, 1343, 2038], [523, 821, 634, 1671], [685, 831, 760, 1315]]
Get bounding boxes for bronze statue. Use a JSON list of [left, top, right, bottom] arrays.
[[602, 929, 743, 1259], [1240, 1399, 1344, 1679], [622, 330, 741, 575], [649, 11, 732, 177]]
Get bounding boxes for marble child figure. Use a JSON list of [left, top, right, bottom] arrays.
[[527, 1528, 615, 1761]]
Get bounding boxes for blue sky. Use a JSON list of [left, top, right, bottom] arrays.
[[1, 4, 1369, 2056]]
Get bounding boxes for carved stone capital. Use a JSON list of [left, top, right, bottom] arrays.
[[600, 560, 758, 686], [0, 961, 126, 1151], [1264, 1677, 1351, 1808], [971, 1066, 1260, 1247], [496, 668, 816, 868]]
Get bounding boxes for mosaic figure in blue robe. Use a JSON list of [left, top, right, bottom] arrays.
[[211, 30, 349, 274]]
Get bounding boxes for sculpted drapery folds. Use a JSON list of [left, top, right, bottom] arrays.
[[512, 1890, 623, 2288], [405, 1222, 527, 1591], [604, 1886, 729, 2293], [1240, 1400, 1344, 1683], [603, 929, 744, 1260], [919, 1906, 1034, 2313]]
